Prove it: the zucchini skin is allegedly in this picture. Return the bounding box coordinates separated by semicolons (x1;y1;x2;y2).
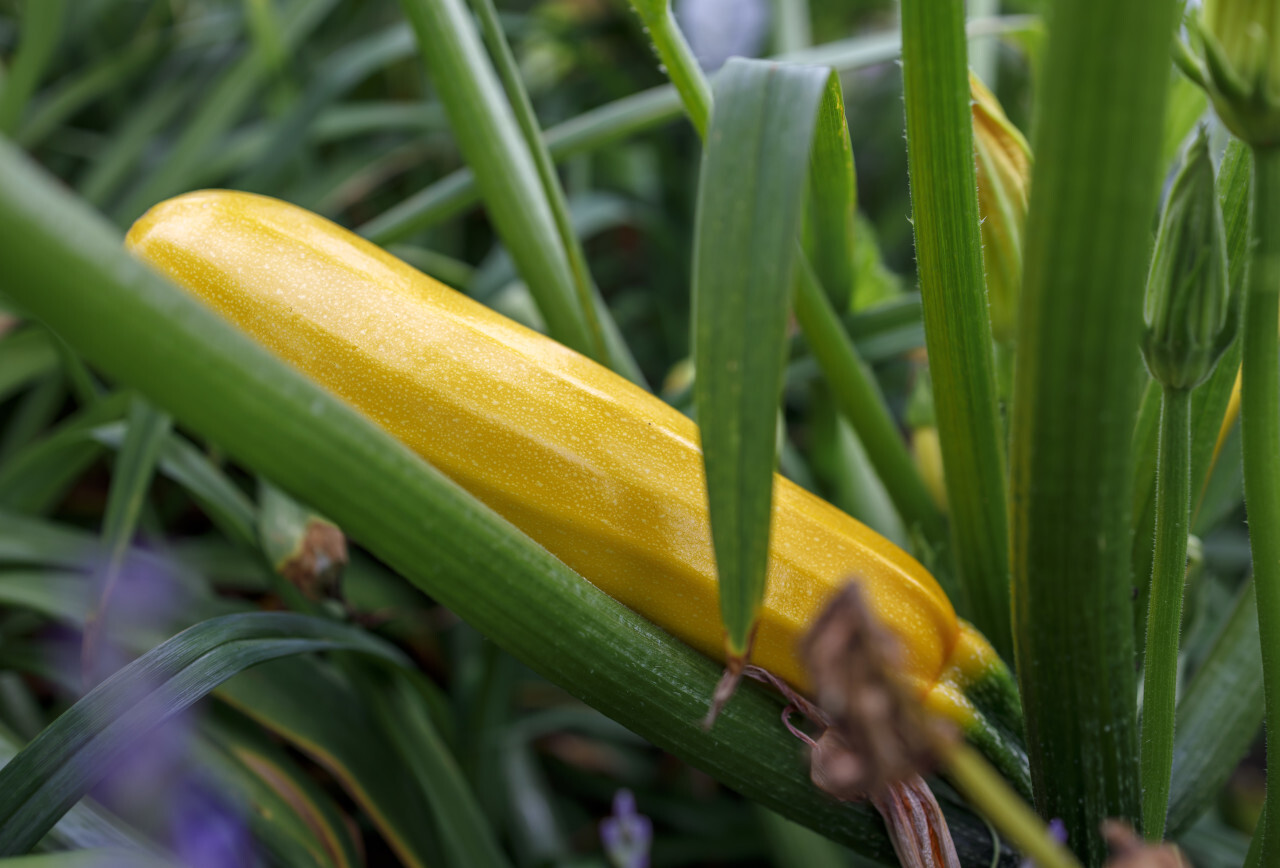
127;191;1016;743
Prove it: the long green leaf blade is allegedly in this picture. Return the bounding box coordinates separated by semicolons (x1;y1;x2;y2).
1167;581;1264;836
465;0;643;385
113;0;338;224
0;0;66;135
805;75;856;308
693;58;830;657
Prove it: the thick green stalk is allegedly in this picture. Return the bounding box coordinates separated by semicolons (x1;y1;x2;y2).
899;0;1011;658
1010;0;1177;860
1139;384;1191;841
1242;145;1280;868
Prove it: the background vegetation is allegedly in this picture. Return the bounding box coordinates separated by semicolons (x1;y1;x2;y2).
0;0;1264;866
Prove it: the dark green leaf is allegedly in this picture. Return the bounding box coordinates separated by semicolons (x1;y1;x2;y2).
0;612;407;854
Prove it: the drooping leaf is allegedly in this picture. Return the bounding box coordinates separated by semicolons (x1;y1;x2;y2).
692;58;832;657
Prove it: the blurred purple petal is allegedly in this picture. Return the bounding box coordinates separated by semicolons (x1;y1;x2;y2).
600;788;652;868
674;0;771;72
171;778;255;868
1019;819;1068;867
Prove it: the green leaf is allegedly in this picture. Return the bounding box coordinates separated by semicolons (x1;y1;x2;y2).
82;397;173;684
15;32;161;150
692;57;833;655
0;723;158;856
0;374;65;465
1167;581;1263;837
216;658;445;868
78;84;188;210
364;666;513;868
1160;73;1209;173
0;139;1008;865
113;0;339;224
0;393;128;514
90;424;259;550
356;22;987;245
0;328;58;406
234;24;417;193
0;0;67;135
0;570;92;624
900;0;1010;657
804;76;856;308
0;612;407;855
201;715;363;868
1009;0;1180;857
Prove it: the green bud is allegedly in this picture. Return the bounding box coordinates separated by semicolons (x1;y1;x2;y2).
1197;0;1280;147
1142;128;1236;391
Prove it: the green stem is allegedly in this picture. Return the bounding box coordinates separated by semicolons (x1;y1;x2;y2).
945;743;1082;868
395;0;600;359
627;2;712;139
1010;0;1177;858
1139;384;1191;841
1242;145;1280;868
899;0;1012;659
466;0;646;387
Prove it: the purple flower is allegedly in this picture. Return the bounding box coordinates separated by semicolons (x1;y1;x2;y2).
600;789;652;868
171;779;255;868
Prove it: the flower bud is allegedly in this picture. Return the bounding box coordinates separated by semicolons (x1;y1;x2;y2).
1197;0;1280;147
1141;128;1236;391
971;73;1032;345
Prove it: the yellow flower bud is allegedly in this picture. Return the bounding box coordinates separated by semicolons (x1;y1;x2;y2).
971;73;1031;345
912;426;949;514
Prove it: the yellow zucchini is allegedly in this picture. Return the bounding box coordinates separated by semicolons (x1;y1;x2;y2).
127;190;1026;787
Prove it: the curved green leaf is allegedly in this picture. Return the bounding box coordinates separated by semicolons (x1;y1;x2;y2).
0;612;407;854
